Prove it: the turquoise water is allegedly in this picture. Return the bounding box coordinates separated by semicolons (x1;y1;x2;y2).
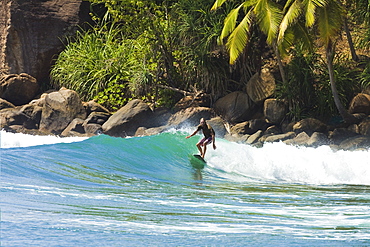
1;130;370;246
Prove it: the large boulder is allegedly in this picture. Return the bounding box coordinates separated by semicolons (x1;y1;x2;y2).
264;98;287;124
348;93;370;115
0;73;39;105
293;118;327;135
39;88;86;134
246;68;275;104
0;0;92;82
214;91;256;123
207;116;227;138
102;99;154;137
167;107;213;128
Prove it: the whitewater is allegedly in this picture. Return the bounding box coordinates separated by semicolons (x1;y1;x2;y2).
1;129;370;246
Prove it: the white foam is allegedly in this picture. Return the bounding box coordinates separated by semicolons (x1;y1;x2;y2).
206;140;370;186
0;130;88;149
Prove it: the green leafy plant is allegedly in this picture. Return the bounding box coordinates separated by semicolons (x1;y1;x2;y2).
51;22;135;101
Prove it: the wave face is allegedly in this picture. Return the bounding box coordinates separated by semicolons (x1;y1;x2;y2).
2;130;370;246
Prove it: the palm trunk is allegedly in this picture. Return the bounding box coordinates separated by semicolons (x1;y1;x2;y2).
344;18;358;62
326;42;357;124
273;42;287;84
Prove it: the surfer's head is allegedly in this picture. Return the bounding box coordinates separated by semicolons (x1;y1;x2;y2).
200;118;206;125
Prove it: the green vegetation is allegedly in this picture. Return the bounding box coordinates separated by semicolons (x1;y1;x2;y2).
50;0;370;124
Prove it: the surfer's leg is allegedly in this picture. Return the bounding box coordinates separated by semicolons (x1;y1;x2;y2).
196;142;204;157
201;137;212;158
202;145;207;158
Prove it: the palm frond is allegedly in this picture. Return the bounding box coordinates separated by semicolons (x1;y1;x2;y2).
226;10;253;64
303;0;328;27
317;1;343;46
211;0;229;11
254;0;283;45
279;0;302;43
220;3;245;42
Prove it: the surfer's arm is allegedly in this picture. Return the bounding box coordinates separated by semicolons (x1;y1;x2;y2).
211;129;216;149
186;130;198;139
212;133;216;149
186;125;201;139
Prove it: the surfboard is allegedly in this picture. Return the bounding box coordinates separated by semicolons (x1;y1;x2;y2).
193;154;206;163
189;154;206;169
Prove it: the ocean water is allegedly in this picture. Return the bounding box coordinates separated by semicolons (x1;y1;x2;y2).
1;129;370;246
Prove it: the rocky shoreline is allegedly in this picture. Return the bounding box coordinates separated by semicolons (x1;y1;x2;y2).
2;74;370;151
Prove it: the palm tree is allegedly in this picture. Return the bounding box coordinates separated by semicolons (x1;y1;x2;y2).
279;0;358;123
211;0;287;84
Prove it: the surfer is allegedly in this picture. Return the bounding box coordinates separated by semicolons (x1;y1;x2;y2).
186;118;216;158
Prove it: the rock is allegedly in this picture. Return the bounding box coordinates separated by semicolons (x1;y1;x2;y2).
265;132;296;143
135;127;148;137
307;132;329;147
358;119;370;136
248;119;270;134
174;93;211;110
284;131;310;146
19;104;42;129
102;99;154;137
348;93;370;115
84;100;110;115
167;106;213;128
224;133;242;143
264;125;281;135
84;112;111;125
230;119;270;137
39;88;86;134
0;0;92;83
0;73;39;105
214;91;256;123
328;128;359;145
230;122;249;136
61;118;85;137
0;107;29;128
264;98;287;124
152;107;172;127
0;98;15;110
339;136;370;150
84;123;103;135
246;68;275;103
293;118;327;135
135;126;169;137
207;117;227;138
246;130;263;144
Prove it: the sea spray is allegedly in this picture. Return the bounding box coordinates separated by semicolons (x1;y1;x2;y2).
0;130;88;148
207;140;370;185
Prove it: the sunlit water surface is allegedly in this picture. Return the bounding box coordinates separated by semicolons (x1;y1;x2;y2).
1;130;370;246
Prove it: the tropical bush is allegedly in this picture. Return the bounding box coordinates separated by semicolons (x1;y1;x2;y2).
276;47;362;122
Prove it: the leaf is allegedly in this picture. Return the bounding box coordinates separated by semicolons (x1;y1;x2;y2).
226;10;253;64
279;0;303;43
220;3;245;42
211;0;229;11
254;0;283;45
317;1;343;46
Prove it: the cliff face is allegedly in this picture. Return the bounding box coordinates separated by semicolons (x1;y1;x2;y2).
0;0;91;83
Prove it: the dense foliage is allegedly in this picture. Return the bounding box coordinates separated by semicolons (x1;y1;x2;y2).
51;0;370;123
